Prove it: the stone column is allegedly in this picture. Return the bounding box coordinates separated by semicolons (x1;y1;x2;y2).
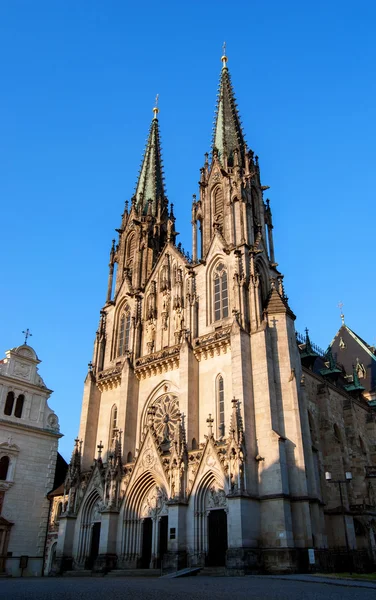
79;372;101;471
178;339;199;450
55;514;77;573
95;509;119;572
162;503;187;572
226;496;260;574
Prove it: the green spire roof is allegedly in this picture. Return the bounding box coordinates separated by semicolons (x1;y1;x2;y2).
213;55;246;166
134;108;165;215
344;365;366;393
320;347;342;377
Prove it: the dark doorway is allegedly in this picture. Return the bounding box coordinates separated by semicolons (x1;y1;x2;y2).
158;516;168;567
87;522;101;569
141;518;153;568
207;509;228;566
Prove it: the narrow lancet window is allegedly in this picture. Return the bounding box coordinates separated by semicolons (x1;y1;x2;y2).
213;263;229;321
14;394;24;418
109;405;118;449
0;456;9;481
213;187;224;228
216;375;225;437
118;311;131;356
4;392;14;416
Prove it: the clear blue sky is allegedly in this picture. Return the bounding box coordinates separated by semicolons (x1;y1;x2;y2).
1;1;375;461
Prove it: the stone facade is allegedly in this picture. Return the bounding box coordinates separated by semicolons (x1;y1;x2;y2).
54;54;376;575
0;343;61;576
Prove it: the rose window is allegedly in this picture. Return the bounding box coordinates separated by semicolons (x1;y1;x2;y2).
151;395;180;443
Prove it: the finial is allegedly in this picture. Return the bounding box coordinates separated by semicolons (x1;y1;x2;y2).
221;41;228;68
97;440;103;459
22;328;32;345
338;301;345;325
206;413;214;436
153;93;159;119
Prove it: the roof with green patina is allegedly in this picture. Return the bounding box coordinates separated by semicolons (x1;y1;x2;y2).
213;60;246;166
134;114;165;215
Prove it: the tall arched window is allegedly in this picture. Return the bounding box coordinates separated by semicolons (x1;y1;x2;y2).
118;311;131;356
213;263;229;321
0;456;9;481
4;391;14;416
216;375;225;437
126;233;136;268
109;405;118;448
333;424;342;446
14;394;24;418
213;187;224;228
308;410;316;445
55;502;63;524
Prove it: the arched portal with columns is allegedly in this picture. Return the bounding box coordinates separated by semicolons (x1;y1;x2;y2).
122;471;168;569
192;470;228;567
75;490;102;569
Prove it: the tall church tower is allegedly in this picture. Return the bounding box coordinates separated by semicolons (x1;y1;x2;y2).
57;52;324;574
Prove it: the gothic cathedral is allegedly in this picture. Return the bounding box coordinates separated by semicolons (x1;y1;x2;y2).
56;53;376;574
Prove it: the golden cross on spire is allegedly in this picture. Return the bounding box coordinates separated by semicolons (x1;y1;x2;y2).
221;41;228;67
338;301;345;325
153;93;159;118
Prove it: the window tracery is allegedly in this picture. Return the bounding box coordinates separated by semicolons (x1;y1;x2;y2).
126;233;136;268
213;262;229;322
109;405;118;449
118;310;131;356
147;395;180;444
213;186;224;228
216;375;225;437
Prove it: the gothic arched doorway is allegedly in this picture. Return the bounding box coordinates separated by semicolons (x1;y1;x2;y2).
76;492;102;569
141;518;153;568
207;509;228;566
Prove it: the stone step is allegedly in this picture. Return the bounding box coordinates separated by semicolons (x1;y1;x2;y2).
197;567;227;576
161;567;202;578
106;569;160;577
62;571;93;577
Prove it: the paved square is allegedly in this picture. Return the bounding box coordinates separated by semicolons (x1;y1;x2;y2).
0;576;375;600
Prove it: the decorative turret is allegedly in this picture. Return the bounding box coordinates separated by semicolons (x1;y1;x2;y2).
109;101;171;295
300;328;319;370
213;48;246;168
344;365;366;395
134;99;166;216
320;347;342;380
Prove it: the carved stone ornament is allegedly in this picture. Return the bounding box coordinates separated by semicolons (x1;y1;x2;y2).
47;413;59;430
151;395;180;443
143;449;156;470
207;485;227;509
13;361;31;379
141;486;167;518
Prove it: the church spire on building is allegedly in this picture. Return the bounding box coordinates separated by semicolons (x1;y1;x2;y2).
213;48;246;167
134;97;166;216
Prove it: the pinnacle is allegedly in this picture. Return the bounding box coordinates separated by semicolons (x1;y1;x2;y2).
212;64;246;167
134;113;166;216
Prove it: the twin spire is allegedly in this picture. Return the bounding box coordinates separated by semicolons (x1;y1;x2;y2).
213;51;246;166
133;50;247;211
134;96;165;216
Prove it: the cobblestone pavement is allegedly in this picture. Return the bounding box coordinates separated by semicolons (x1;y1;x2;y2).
1;576;376;600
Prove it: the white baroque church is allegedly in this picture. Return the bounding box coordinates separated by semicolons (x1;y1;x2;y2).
55;53;376;574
